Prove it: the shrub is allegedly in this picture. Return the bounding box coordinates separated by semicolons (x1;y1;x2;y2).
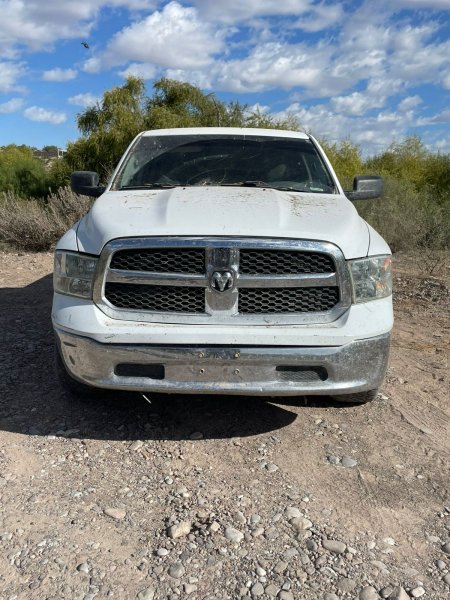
355;177;450;254
0;187;92;251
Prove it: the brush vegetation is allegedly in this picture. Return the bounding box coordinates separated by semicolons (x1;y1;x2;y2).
1;77;449;254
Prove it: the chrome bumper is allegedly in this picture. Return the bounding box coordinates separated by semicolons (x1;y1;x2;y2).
55;329;390;396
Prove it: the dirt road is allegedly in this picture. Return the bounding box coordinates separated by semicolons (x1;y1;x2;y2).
0;251;449;600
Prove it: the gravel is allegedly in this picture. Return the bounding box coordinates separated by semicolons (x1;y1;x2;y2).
290;516;313;530
359;586;381;599
104;507;126;520
168;562;185;579
1;252;449;600
167;520;192;539
337;577;357;593
136;587;155;600
284;507;301;519
387;587;410;600
76;563;90;573
224;526;244;543
322;539;347;554
250;582;264;597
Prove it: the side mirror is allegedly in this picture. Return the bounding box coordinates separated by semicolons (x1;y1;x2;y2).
345;176;384;201
71;171;105;198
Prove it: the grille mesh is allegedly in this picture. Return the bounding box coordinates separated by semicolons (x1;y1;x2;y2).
104;244;341;317
110;248;205;274
238;287;339;313
105;283;205;313
239;250;334;275
276;366;328;382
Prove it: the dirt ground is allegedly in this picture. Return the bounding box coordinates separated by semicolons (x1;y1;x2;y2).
0;250;449;600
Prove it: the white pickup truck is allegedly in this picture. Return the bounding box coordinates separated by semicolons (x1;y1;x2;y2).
52;127;393;403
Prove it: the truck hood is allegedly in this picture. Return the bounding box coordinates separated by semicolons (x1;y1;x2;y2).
76;187;369;258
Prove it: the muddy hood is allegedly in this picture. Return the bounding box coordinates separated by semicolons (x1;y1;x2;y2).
76;186;369;258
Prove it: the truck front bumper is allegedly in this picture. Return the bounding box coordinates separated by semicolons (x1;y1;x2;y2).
55;329;390;397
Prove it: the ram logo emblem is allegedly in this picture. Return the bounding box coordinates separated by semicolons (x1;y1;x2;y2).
210;270;234;292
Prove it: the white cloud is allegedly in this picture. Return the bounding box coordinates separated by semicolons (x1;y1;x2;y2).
277;101;420;155
119;62;157;79
42;67;77;82
248;103;270;114
418;109;450;125
210;42;349;95
68;93;99;107
398;95;422;112
160;4;450;100
434;136;450;152
331;91;386;116
83;2;225;73
0;2;93;54
193;1;343;32
391;0;450;9
390;34;450;83
0;61;25;93
164;68;213;89
24;106;67;124
192;0;312;23
293;2;345;32
0;97;23;113
0;1;157;55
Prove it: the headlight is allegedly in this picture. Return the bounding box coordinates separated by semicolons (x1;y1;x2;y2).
349;255;392;303
54;251;98;299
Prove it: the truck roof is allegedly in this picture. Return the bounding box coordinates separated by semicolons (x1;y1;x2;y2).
140;127;310;140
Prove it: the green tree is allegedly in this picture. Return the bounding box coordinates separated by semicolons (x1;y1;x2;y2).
48;157;72;190
0;145;50;197
365;136;429;189
145;78;300;130
145;78;227;129
64;77;300;180
320;138;364;189
65;77;147;180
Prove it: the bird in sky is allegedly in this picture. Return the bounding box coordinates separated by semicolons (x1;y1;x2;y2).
81;42;90;49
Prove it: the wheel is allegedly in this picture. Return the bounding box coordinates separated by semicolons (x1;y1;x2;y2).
55;345;104;400
332;389;379;404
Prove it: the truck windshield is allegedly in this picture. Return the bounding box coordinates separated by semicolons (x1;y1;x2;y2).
112;134;336;193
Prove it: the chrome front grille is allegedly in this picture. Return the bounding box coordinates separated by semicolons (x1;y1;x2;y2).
105;283;205;313
238;287;339;314
239;249;334;274
110;248;205;274
95;238;352;325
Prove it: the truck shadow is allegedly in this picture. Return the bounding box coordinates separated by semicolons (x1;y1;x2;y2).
0;274;346;442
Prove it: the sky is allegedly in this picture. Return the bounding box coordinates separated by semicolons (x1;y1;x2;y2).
0;0;450;156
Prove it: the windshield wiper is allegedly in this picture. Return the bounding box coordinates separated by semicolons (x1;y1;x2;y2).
119;183;179;190
220;181;334;193
220;181;299;192
221;180;270;188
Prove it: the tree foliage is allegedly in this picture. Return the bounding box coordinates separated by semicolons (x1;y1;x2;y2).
64;77;300;181
1;76;449;254
320;138;364;189
366;136;450;202
64;77;147;179
0;145;50;198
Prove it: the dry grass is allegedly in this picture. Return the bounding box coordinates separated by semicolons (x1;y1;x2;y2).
355;177;450;258
0;182;448;261
0;188;92;251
